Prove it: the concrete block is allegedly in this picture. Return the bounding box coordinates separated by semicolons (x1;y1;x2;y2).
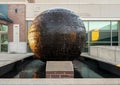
17;42;27;53
99;48;115;62
46;61;74;78
115;47;120;63
105;46;116;50
90;46;98;57
8;42;27;53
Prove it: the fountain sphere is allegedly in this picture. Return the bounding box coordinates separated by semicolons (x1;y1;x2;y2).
28;8;86;60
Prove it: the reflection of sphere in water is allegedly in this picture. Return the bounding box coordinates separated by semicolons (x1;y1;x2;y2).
28;8;86;60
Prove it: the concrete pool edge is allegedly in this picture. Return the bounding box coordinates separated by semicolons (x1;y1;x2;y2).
0;79;120;84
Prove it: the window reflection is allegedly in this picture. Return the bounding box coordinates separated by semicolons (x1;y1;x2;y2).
0;25;8;31
112;21;118;31
1;34;8;44
90;42;111;46
83;21;118;52
1;44;8;52
89;21;111;42
0;25;8;52
83;21;88;32
89;21;110;31
112;21;118;46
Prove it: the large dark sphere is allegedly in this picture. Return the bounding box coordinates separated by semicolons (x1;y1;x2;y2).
28;8;86;60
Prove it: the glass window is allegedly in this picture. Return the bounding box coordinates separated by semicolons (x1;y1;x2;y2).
1;44;8;52
1;34;8;52
112;21;118;31
83;21;89;52
83;21;88;32
0;25;2;31
83;20;118;53
90;42;111;46
1;34;8;44
112;21;118;45
112;32;118;42
27;21;32;53
27;21;32;29
89;21;111;42
89;21;110;31
0;24;8;52
82;43;89;52
0;25;8;31
83;21;88;42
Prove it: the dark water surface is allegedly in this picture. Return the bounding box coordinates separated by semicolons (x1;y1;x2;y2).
1;56;120;78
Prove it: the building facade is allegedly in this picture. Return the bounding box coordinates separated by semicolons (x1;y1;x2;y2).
0;0;120;53
0;4;26;53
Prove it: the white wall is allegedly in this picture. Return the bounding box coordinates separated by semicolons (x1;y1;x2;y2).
35;0;120;4
8;42;27;53
26;4;120;20
0;0;26;2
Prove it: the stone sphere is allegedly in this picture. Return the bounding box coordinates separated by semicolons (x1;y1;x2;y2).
28;8;86;60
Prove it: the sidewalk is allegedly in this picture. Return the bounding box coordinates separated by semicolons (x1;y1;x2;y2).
0;53;33;67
